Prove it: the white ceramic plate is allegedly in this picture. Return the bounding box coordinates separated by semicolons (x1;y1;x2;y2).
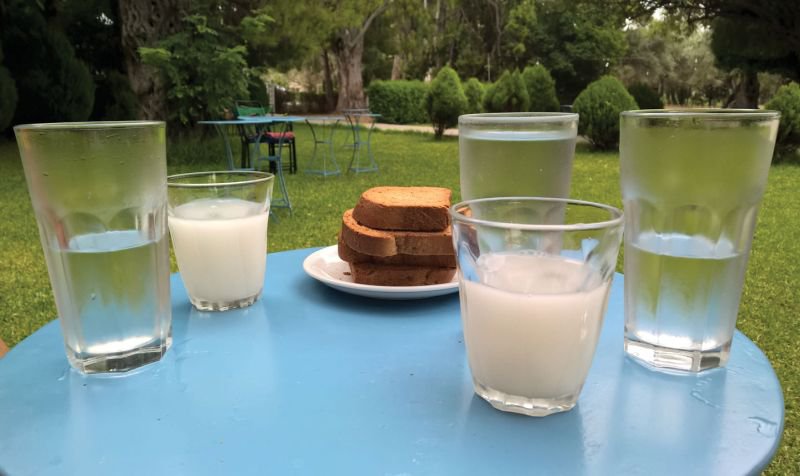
302;246;459;300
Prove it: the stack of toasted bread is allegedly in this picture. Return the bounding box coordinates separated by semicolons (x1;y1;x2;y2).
338;186;457;286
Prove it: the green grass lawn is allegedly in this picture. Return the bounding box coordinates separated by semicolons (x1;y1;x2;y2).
1;125;798;473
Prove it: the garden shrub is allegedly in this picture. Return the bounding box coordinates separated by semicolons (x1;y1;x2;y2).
522;64;559;112
0;66;16;132
247;77;270;111
0;42;17;132
484;70;530;113
573;76;638;150
91;70;137;120
426;66;467;139
367;80;429;124
139;14;249;126
627;83;663;110
765;82;800;163
2;3;95;124
463;78;484;114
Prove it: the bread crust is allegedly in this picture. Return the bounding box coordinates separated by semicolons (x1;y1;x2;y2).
352;186;451;231
348;262;456;286
340;209;454;257
338;234;456;267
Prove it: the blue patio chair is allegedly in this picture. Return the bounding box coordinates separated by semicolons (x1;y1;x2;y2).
234;100;297;174
249;120;293;213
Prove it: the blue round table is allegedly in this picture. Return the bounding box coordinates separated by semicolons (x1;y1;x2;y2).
0;248;784;475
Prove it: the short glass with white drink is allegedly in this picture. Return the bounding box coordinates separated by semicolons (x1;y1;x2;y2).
458;113;578;201
167;171;274;311
15;121;172;374
451;197;623;416
620;109;780;372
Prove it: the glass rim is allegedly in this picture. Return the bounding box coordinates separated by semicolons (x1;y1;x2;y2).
167;171;274;188
459;112;578;125
450;197;623;231
13;120;165;131
621;108;780;120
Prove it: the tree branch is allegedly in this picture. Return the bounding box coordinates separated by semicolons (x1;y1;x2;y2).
347;0;392;49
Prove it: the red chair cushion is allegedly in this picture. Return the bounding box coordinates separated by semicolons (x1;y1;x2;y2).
264;131;295;141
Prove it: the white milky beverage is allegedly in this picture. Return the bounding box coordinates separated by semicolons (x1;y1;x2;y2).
46;230;171;369
460;253;610;406
459;130;576;200
169;198;268;309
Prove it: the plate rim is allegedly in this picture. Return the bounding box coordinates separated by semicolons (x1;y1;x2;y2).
302;245;459;295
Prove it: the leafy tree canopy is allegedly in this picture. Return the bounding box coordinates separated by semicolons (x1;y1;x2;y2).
139;14;252;126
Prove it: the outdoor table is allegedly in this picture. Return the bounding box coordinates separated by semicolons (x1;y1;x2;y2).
198;116;305;172
304;116;345;177
342;111;380;173
0;248;784;476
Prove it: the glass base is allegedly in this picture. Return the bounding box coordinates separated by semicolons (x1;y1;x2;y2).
190;291;261;312
473;380;578;417
67;335;171;374
624;337;731;372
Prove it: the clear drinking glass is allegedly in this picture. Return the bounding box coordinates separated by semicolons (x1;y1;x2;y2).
620;109;780;372
14;121;171;374
458;113;578;200
451;197;623;416
167;171;274;311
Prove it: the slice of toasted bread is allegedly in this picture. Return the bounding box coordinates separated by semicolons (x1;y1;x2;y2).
348;262;456;286
340;209;454;257
337;234;456;267
352;186;451;231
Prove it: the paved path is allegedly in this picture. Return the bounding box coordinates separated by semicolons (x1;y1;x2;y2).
307;116;587;142
371;122;459;137
370;121;590;144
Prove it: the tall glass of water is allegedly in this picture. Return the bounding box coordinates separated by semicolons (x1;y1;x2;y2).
458;113;578;200
620;109;779;372
15;121;171;374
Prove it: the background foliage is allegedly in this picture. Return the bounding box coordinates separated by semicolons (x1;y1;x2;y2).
426;66;467;139
0;44;17;132
573;75;638;150
627;82;664;109
766;82;800;163
140;14;256;126
367;80;429;124
0;0;797;134
1;0;95;125
522;64;560;112
484;69;530;113
463;78;485;114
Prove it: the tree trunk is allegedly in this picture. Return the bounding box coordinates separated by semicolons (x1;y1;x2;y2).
391;55;403;80
322;48;336;112
334;32;367;111
727;69;760;108
331;1;390;112
433;0;445;70
119;0;186;120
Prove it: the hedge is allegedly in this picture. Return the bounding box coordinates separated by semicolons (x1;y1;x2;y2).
367;80;429;124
